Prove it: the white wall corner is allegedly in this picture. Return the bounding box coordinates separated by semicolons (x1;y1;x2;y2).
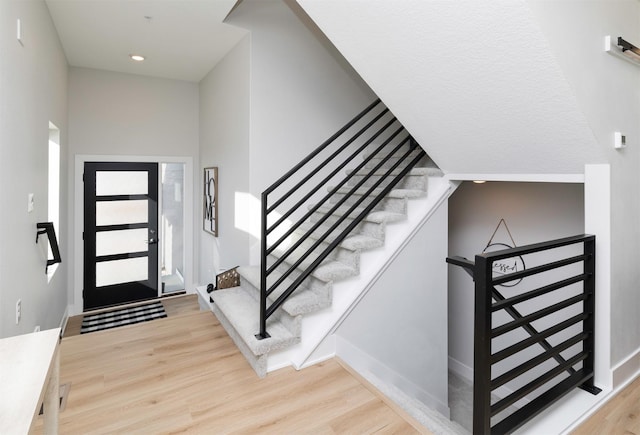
612;348;640;388
58;304;71;336
584;164;612;391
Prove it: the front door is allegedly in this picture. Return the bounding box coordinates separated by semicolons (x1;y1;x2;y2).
84;162;159;310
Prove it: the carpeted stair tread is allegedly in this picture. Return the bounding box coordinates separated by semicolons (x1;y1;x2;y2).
362;147;424;161
210;286;298;356
310;203;407;224
237;266;330;316
295;222;385;250
270;244;358;282
312;261;357;282
331;185;427;199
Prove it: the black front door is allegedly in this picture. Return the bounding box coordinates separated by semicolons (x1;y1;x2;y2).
84;162;159;310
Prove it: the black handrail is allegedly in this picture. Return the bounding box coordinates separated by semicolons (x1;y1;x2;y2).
266;135;410;280
447;234;600;434
257;100;426;339
36;222;62;274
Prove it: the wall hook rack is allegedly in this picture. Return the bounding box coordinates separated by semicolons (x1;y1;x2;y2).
36;222;62;274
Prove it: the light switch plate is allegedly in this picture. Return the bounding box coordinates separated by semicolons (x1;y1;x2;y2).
28;193;34;212
17;19;23;46
615;132;626;149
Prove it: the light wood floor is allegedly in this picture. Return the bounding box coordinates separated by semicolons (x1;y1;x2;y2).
36;295;428;434
573;376;640;434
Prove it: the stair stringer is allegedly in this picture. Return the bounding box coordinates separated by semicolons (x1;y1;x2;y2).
266;176;460;373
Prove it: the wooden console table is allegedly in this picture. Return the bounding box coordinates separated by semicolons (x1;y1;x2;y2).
0;328;61;434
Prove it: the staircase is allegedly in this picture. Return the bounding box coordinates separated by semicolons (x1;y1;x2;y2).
202;100;446;377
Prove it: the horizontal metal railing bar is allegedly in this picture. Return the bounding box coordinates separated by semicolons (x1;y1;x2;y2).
95;223;148;232
264;134;410;286
492;293;587;338
491;332;588;390
492;254;588;285
491;351;587;416
95;194;149;202
491;285;577;379
480;234;594;262
95;251;148;263
491;313;587;364
265;149;424;317
491;274;588;312
491;369;590;434
446;256;475;272
263;99;381;197
265;139;414;297
265;118;401;239
266;108;393;215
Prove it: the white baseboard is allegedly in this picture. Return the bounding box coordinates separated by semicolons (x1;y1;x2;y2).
612;346;640;388
448;356;472;381
447;355;529;407
59;304;71;337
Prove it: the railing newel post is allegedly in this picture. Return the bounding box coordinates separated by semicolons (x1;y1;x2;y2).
473;254;492;435
256;191;270;340
580;236;598;393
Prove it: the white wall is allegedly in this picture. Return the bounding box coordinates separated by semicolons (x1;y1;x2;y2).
68;67;199;310
296;0;606;175
527;0;640;374
68;67;199;157
336;203;449;415
0;0;69;337
199;36;251;283
226;0;376;262
448;182;585;373
299;0;640;384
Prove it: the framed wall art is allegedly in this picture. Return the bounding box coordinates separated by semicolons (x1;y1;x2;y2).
203;167;218;236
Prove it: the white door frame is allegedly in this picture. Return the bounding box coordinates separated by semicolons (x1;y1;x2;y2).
72;154;194;315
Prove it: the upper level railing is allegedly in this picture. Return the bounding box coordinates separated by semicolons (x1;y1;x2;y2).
257;99;426;339
448;234;600;434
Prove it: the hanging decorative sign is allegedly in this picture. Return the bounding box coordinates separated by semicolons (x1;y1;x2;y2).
203;167;218;236
482;218;526;287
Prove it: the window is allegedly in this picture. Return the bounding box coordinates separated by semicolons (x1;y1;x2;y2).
48;122;60;280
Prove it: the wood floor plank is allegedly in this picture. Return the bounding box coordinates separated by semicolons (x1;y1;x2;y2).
574;375;640;434
33;300;427;434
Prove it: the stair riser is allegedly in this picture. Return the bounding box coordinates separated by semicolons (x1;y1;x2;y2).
346;173;428;191
330;193;407;214
238;278;303;337
308;213;385;241
267;255;334;299
279;237;361;271
363;154;429;170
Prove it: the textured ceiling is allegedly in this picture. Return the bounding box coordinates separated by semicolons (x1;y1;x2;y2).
45;0;247;82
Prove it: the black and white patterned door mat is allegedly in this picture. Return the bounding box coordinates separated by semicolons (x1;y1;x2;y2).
80;301;167;334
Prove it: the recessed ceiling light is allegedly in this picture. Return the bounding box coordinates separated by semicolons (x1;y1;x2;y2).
473;180;487;184
129;54;145;62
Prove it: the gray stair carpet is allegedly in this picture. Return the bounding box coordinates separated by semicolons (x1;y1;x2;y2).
209;150;441;378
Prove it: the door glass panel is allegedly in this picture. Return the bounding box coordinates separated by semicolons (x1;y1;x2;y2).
161;163;185;293
96;257;148;287
96;228;148;256
96;200;148;226
96;171;148;196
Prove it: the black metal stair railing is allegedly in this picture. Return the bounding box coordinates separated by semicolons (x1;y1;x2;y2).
447;234;600;434
256;99;426;339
